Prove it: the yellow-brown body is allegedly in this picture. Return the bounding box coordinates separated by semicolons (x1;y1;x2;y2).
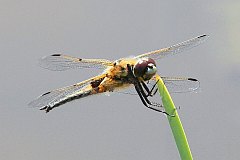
84;58;139;96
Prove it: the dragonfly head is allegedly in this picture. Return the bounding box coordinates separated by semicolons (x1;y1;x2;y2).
133;58;157;81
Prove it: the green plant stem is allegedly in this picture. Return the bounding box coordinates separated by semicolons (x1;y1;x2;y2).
156;75;193;160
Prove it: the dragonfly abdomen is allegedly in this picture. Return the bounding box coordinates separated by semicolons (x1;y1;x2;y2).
40;88;93;113
40;77;108;113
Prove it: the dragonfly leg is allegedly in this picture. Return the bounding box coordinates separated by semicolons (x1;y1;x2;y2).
127;64;174;117
137;80;174;116
135;81;174;116
149;79;159;96
127;64;158;105
140;81;151;96
141;80;159;97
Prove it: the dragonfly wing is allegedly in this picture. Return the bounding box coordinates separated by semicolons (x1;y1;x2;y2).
29;74;106;112
161;77;200;93
139;76;200;93
39;54;113;71
136;34;209;60
116;77;200;95
116;85;137;95
117;76;200;95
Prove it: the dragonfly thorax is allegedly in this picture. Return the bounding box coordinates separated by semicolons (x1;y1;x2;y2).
133;58;157;81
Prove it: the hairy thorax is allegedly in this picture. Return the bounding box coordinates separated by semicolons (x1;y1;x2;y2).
99;58;138;92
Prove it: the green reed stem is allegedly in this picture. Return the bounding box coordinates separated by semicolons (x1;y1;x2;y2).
156;75;193;160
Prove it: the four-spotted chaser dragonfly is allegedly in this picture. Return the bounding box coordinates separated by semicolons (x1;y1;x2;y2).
29;35;208;115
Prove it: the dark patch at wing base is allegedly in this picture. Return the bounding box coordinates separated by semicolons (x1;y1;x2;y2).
90;77;105;88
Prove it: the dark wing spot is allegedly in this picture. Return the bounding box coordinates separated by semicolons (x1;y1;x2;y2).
78;58;82;61
42;91;51;96
188;78;198;81
51;54;61;56
198;35;207;38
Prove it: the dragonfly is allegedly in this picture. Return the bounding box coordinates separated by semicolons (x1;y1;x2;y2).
29;34;208;115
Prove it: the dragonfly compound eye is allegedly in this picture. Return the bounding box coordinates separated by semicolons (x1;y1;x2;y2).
134;58;157;80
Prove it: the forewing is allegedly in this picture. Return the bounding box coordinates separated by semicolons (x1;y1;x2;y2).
136;34;209;60
161;77;200;93
117;76;199;95
39;54;113;71
28;74;106;110
116;84;137;95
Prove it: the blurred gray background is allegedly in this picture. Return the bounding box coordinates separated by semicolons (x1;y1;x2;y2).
0;0;239;159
